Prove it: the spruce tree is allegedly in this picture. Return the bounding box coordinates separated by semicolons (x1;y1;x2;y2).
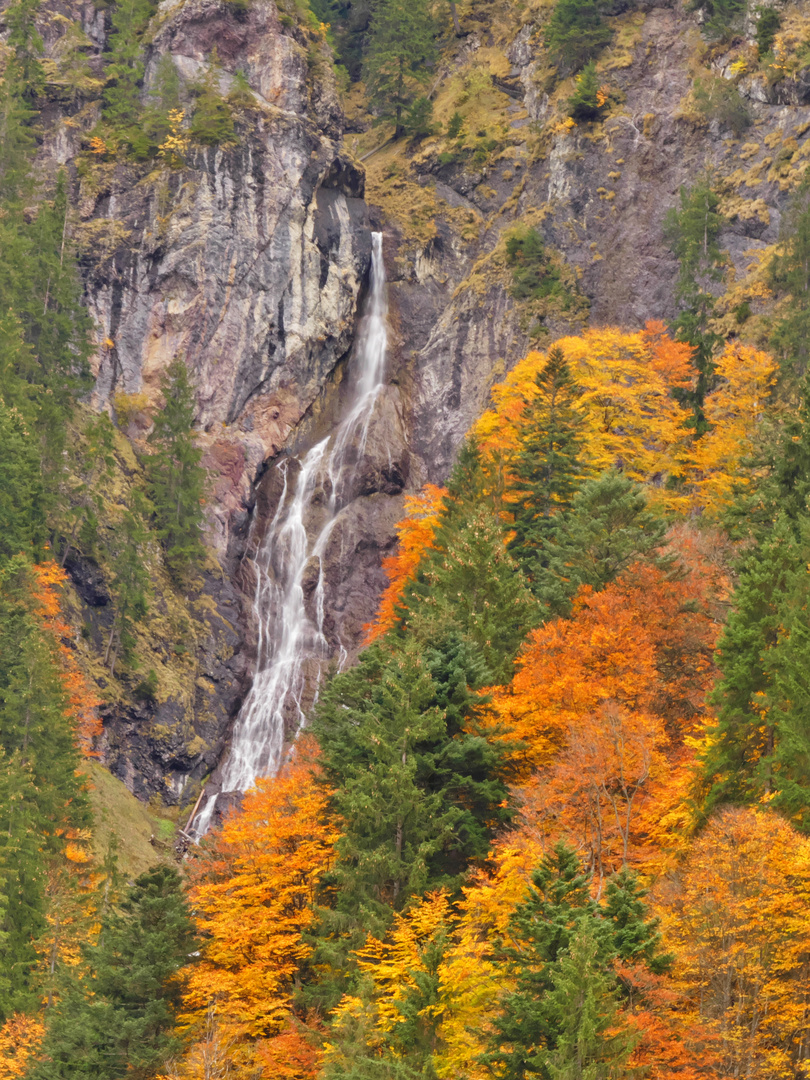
664;178;725;429
542;919;639;1080
507;346;588;581
363;0;436;136
539;471;669;617
403;502;538;681
33;865;197;1080
769;177;810;378
145;357;206;582
700;515;801;811
105;496;151;675
544;0;612;75
0;396;46;561
189;53;236;146
103;0;156;140
603;869;673;975
485;842;607;1080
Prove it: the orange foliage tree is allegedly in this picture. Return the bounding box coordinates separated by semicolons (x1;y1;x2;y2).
30;561;102;757
659;807;810;1079
178;743;337;1077
364;484;446;644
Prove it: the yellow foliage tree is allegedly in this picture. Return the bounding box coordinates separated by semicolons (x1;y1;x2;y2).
690;342;777;514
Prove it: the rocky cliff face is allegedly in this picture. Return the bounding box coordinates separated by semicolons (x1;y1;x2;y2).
16;0;810;806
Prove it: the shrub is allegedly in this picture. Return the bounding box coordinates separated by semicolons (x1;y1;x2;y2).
693;74;750;136
505;226;566;301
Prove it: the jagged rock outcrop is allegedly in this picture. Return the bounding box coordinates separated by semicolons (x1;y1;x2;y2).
19;0;810;806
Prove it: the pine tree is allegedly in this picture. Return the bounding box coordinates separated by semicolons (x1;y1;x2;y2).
568;61;604;121
507;346;589;581
32;865;197;1080
363;0;436;136
539;471;669;617
664;178;725;429
544;0;611;75
145;357;206;582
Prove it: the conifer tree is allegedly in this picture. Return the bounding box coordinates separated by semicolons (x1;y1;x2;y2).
539;471;669;617
544;0;611;74
769;177;810;378
664;178;725;429
603;869;672;975
363;0;436;136
485;842;608;1080
542;919;639;1080
103;0;156;139
403;503;537;681
105;496;151;675
507;346;588;581
189;53;236;146
32;865;197;1080
700;515;801;811
145;357;206;582
0;397;46;561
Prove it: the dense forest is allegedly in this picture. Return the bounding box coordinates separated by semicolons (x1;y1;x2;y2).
5;0;810;1077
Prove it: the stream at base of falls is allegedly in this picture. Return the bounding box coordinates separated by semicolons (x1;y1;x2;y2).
191;231;389;838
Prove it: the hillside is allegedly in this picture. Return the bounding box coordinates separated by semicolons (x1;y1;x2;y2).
3;0;810;1075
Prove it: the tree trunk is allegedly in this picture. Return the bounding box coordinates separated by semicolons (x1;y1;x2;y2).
449;0;461;35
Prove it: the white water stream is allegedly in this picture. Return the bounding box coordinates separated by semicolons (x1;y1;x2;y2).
191;232;388;838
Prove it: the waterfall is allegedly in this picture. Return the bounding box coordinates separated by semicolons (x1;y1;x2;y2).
191;232;389;838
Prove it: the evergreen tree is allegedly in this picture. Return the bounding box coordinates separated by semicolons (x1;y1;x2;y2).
700;515;801;812
664;178;725;430
33;865;197;1080
769;177;810;378
0;396;46;561
539;471;669;617
105;495;151;675
103;0;156;139
363;0;436;136
189;52;236;146
544;0;612;75
403;502;538;681
145;357;207;582
309;636;511;1009
603;869;673;976
542;919;639;1080
507;346;589;581
485;842;607;1080
0;751;48;1020
568;61;604;122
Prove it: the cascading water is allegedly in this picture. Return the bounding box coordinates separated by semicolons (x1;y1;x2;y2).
191;232;389;838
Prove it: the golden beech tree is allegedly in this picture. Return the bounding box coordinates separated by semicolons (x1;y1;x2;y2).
178;742;337;1076
659;807;810;1079
690;342;778;514
324;892;453;1075
0;1015;45;1080
472;323;694;510
364;484;446;644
